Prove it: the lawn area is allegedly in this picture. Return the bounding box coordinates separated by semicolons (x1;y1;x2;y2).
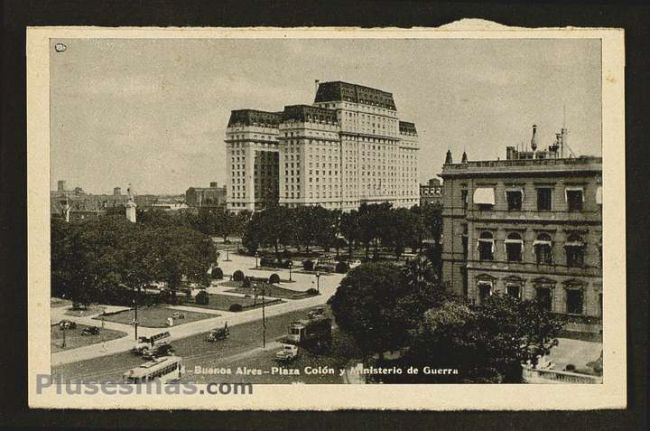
51;323;126;353
226;284;317;300
187;293;283;312
64;305;106;317
95;305;216;328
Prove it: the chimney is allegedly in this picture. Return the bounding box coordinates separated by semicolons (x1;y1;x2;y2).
461;151;468;163
113;187;121;196
209;181;218;188
57;180;67;192
445;149;453;164
530;124;538;151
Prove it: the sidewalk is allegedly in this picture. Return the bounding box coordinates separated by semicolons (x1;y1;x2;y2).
51;254;344;367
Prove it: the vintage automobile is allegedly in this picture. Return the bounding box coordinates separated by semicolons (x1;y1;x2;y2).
307;307;326;319
171;312;185;320
141;341;175;360
58;320;77;330
275;344;299;363
80;326;100;336
205;323;229;342
132;331;171;355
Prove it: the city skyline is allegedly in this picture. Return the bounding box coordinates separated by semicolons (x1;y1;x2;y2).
50;38;601;195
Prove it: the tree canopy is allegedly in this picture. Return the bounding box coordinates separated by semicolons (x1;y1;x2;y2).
51;215;216;306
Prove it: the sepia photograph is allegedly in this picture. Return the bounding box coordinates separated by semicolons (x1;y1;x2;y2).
26;25;626;410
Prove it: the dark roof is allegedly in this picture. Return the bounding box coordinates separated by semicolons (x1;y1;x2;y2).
281;105;338;124
399;121;417;135
314;81;397;110
227;109;282;127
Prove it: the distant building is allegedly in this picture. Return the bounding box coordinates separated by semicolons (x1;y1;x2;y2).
225;81;420;212
185;182;227;208
440;125;602;334
420;178;443;206
51;181;129;221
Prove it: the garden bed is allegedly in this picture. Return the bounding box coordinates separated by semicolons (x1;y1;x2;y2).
51;323;126;353
187;293;284;312
225;285;317;300
94;305;216;328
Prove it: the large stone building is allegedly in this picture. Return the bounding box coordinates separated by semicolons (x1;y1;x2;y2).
420;178;443;206
440;126;602;333
225;81;420;212
185;182;227;208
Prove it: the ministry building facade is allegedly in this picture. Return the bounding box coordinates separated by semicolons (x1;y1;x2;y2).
440;127;603;333
225;81;420;212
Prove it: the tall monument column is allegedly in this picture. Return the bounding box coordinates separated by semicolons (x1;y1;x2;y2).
125;184;137;223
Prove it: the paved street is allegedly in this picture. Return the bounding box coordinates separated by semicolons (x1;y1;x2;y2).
51;253;344;366
52;305;357;384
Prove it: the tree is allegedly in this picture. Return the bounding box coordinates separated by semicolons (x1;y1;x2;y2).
357;203;391;259
407;205;428;252
293;206;320;252
408;294;564;382
329;263;414;356
256;205;295;259
51;215;216;307
383;207;414;259
340;210;360;259
213;207;237;242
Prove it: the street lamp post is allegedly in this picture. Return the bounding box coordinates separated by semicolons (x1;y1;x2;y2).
315;272;321;294
255;252;259;269
61;325;66;348
288;261;293;282
133;298;139;341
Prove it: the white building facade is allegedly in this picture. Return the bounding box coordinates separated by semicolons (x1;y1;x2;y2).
225;81;420;212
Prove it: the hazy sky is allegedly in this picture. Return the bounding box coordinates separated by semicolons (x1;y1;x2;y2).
50;38;601;195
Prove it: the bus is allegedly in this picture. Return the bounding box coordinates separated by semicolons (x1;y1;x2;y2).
123;355;182;383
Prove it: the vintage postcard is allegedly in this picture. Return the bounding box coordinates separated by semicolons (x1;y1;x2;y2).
27;24;626;410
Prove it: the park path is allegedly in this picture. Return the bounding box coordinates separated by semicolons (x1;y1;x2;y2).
51;254;343;367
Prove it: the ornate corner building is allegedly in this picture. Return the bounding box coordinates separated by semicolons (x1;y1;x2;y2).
440;127;603;333
225;81;420;212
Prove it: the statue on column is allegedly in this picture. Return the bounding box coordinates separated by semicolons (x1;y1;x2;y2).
125;183;137;223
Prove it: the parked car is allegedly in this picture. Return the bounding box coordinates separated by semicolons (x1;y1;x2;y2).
58;320;77;330
80;326;100;336
275;344;299;363
171;312;185;319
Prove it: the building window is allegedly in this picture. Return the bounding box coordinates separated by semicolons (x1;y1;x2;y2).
566;289;584;314
565;234;585;268
473;187;495;210
478;282;492;304
566;187;584;212
506;189;523;211
506;284;521;299
461;189;468;210
505;232;523;262
536;287;552;311
478;232;494;261
534;233;553;264
537;188;552;211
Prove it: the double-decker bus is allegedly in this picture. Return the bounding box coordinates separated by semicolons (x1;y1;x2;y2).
123;355;182;383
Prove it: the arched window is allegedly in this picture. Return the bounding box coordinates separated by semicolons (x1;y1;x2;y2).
505;232;523;262
565;233;585;268
534;233;553;265
478;231;494;261
477;280;493;304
